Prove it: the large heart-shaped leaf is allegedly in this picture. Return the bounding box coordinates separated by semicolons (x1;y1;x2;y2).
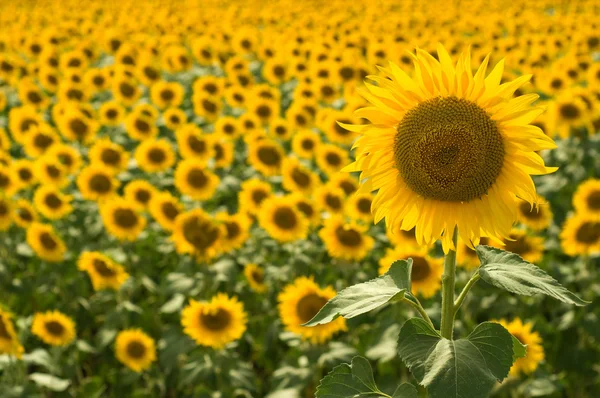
316;356;417;398
476;246;589;306
304;259;412;326
397;318;516;398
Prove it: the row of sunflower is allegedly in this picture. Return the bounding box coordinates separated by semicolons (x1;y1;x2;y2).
0;0;599;396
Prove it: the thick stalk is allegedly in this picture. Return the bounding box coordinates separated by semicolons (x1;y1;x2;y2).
440;228;458;339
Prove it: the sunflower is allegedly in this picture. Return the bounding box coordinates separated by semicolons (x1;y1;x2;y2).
77;251;129;291
123;180;157;211
491;229;545;264
174;159;220;200
345;192;374;222
100;198;147;241
495;318;544;376
115;329;156;372
292;129;321;159
46;143;82;176
172;208;226;262
56;110;98;145
548;93;590;139
213;139;234;169
319;215;374;261
192;94;221;122
278;276;346;344
112;78;141;107
88;138;129;174
328;173;359;196
0;309;24;358
248;139;284;177
258;196;309;243
0;197;12;231
135;139;176;173
193;76;225;98
149;191;183;232
31;310;76;346
239;178;273;216
560;213;600;256
239;113;262;135
216;212;251;252
23;125;59;158
281;157;320;194
11;159;37;190
316;143;349;175
0;165;18;197
516;195;553;231
457;237;491;270
150;80;184;109
269;118;293;141
243;264;267;293
8;106;43;145
314;185;345;215
163;108;187;131
378;245;443;298
26;222;66;262
343;45;557;253
77;165;119;202
289;193;321;226
13;199;39;229
125;112;158;141
573;179;600;217
175;125;214;162
224;85;248;108
214;116;241;140
0;128;11;152
99;101;126;126
181;293;248;349
33;185;73;220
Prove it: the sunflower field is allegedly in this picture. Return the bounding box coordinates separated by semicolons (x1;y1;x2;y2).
1;0;600;397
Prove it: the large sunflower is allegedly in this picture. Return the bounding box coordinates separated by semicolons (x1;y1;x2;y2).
31;310;76;346
378;245;443;298
181;293;248;349
115;329;156;372
278;276;346;344
77;251;129;291
0;309;24;358
495;318;544;376
319;215;374;261
343;45;557;252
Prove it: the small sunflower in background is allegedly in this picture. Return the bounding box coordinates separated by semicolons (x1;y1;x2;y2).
31;310;76;346
148;191;182;232
35;156;69;188
315;143;348;176
88;138;130;174
172;208;225;262
0;165;19;197
12;199;39;229
46;143;82;176
258;196;309;243
115;329;156;372
344;44;557;252
457;237;491;270
516;196;553;231
11;159;37;190
491;229;545;264
289;193;320;226
26;222;66;262
314;185;345;215
77;251;129;291
244;264;267;293
100;198;147;241
248;139;284;177
560;213;600;256
319;215;374;261
0;197;12;231
378;246;443;298
123;180;157;211
345;192;374;223
77;165;119;202
291;129;320;159
495;318;544;376
238;178;273;216
216;212;251;252
0;309;24;358
175;125;215;162
174;159;220;200
573;179;600;216
150;80;184;110
135;139;176;173
181;293;248;349
281;157;320;195
278;276;346;344
33;185;73;220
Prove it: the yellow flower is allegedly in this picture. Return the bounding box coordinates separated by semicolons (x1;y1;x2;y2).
495;318;544;376
345;192;374;223
291;129;320;160
457;237;491;270
77;165;120;202
0;164;19;197
88;138;130;174
378;246;443;298
163;108;187;131
98;101;126;126
258;196;309;243
0;309;24;358
123;180;157;211
516;195;553;231
281;157;320;195
150;80;184;110
100;198;147;241
34;156;69;188
319;215;374;261
46;143;82;176
238;178;273;216
26;222;66;262
314;185;346;215
216;212;251;252
573;179;600;217
181;293;247;349
174;159;220;200
289;193;321;226
175;124;215;162
315;143;348;175
344;45;557;253
247;139;284;177
244;264;267;293
278;276;346;344
115;329;156;372
0;197;13;231
11;159;37;190
560;213;600;256
125;112;158;141
171;208;225;262
33;185;73;220
213;139;234;169
77;251;129;291
12;199;39;229
135;139;176;173
148;191;182;231
31;310;76;346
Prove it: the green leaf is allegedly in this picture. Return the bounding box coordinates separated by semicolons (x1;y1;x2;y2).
29;373;71;392
315;356;388;398
397;318;516;398
160;293;186;314
477;246;589;306
392;383;418;398
304;259;412;326
510;334;527;362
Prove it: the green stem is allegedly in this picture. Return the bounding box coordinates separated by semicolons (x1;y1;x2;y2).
453;272;480;313
402;297;435;330
440;228;458;339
